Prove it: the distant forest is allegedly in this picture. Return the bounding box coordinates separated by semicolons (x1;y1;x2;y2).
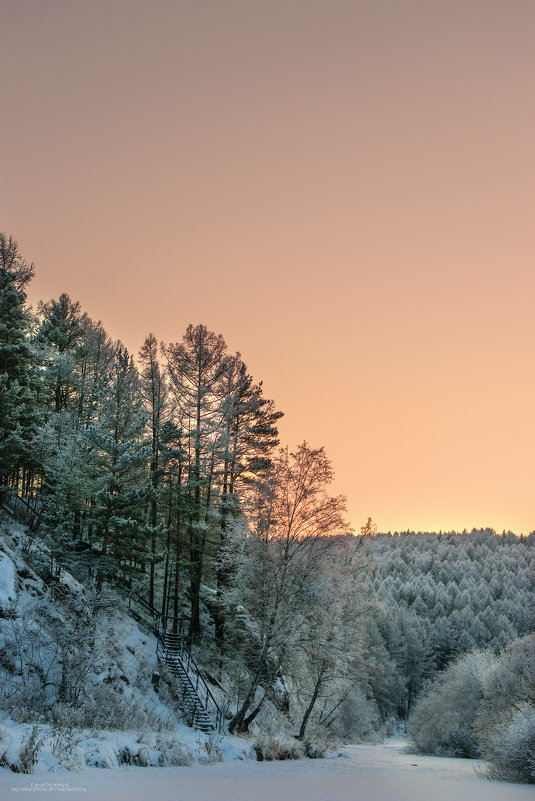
1;233;534;743
367;530;534;717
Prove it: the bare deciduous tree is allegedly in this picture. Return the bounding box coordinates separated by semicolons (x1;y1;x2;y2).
228;442;351;734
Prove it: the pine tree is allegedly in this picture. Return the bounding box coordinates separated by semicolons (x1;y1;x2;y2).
164;324;230;639
33;294;90;548
213;353;282;650
76;315;115;429
35;415;89;574
86;345;149;584
159;419;188;631
139;333;167;608
37;293;84;412
0;234;38;493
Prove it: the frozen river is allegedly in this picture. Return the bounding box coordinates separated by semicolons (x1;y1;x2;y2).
1;739;533;801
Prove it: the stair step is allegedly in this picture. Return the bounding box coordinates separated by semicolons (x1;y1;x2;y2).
157;632;223;734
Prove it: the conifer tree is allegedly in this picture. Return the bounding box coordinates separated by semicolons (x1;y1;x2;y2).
0;234;38;492
76;316;115;429
139;333;167;608
159;419;188;631
164;324;229;638
213;354;282;650
86;345;149;583
33;294;90;548
35;415;89;573
36;293;84;413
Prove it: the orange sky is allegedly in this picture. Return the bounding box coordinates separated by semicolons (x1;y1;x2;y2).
3;1;534;534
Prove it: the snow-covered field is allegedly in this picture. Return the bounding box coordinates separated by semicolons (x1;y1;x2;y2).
1;739;533;801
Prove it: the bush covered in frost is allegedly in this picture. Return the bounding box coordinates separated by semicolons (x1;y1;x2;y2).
475;634;535;782
481;705;535;783
408;635;535;783
252;732;305;761
407;648;497;757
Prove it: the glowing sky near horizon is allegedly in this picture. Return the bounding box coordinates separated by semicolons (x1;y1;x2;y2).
2;0;535;534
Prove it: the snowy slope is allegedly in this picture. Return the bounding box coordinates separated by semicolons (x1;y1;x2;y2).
0;551;17;610
0;515;253;772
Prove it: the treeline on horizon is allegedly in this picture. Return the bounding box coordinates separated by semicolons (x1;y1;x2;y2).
1;233;533;743
377;527;532;537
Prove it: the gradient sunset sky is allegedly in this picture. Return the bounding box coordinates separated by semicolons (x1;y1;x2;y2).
3;0;534;534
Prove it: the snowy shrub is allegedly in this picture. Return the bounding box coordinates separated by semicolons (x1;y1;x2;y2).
384;717;406;738
49;726;85;772
407;648;496;758
302;739;326;758
0;724;9;769
83;741;117;769
0;589;98;722
475;635;535;749
327;686;383;743
199;733;224;764
80;682;169;731
481;705;535;784
156;739;194;767
49;703;88;731
475;635;535;782
13;725;44;774
117;744;150;766
0;551;18;612
252;733;305;761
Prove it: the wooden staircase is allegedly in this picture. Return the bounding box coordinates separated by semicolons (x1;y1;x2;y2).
156;622;225;734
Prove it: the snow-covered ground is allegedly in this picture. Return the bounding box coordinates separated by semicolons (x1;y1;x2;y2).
1;739;533;801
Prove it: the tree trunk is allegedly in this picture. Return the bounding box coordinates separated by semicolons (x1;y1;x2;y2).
161;488;172;629
214;455;231;652
228;634;271;734
298;666;325;740
171;464;183;633
239;692;267;732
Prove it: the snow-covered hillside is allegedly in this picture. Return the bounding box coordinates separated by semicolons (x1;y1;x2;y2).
0;515;253;772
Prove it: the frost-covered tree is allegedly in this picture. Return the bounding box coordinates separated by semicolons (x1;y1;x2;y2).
32;296;97;549
358;611;406;722
76;315;115;430
407;634;535;782
33;414;89;572
158;418;189;631
474;634;535;782
379;602;434;717
0;234;38;491
164;324;230;637
36;293;84;413
368;528;533;693
228;443;350;734
139;333;168;608
290;533;371;740
407;647;498;757
86;345;149;582
212;353;282;650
